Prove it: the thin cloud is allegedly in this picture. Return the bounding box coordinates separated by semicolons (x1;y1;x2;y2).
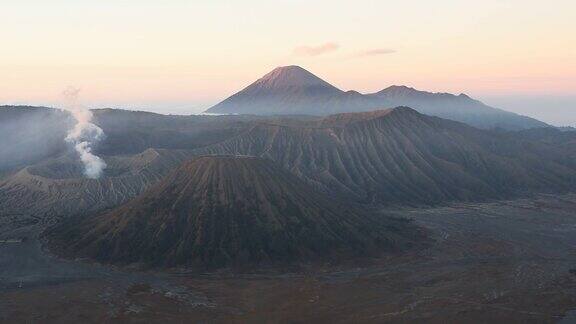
354;48;396;58
293;42;339;57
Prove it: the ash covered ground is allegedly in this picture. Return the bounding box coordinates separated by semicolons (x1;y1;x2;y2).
1;194;576;323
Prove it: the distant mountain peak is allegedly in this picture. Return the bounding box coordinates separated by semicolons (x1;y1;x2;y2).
205;65;347;115
382;85;417;91
376;85;430;96
265;65;307;75
254;65;339;90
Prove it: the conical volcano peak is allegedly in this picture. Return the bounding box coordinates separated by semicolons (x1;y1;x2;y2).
205;65;352;115
255;65;339;89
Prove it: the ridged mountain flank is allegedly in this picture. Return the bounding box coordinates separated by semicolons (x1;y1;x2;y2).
194;107;576;205
45;156;419;269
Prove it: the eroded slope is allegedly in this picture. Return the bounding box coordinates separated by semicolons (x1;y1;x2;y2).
194;107;576;205
46;156;420;269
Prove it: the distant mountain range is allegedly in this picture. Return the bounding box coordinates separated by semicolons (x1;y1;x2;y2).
205;66;548;130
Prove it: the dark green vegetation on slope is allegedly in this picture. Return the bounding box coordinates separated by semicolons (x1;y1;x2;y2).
45;156;421;269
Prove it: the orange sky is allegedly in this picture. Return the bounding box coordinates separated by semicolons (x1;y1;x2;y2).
0;0;574;123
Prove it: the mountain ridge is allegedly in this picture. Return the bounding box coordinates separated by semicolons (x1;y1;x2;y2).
194;107;576;205
205;66;548;130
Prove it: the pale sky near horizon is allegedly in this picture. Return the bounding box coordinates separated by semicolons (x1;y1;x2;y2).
1;0;575;125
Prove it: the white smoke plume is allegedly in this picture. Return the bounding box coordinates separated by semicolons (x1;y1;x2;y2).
61;87;107;179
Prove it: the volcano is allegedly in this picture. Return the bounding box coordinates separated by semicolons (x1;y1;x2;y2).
0;148;195;219
205;65;377;115
46;156;419;269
